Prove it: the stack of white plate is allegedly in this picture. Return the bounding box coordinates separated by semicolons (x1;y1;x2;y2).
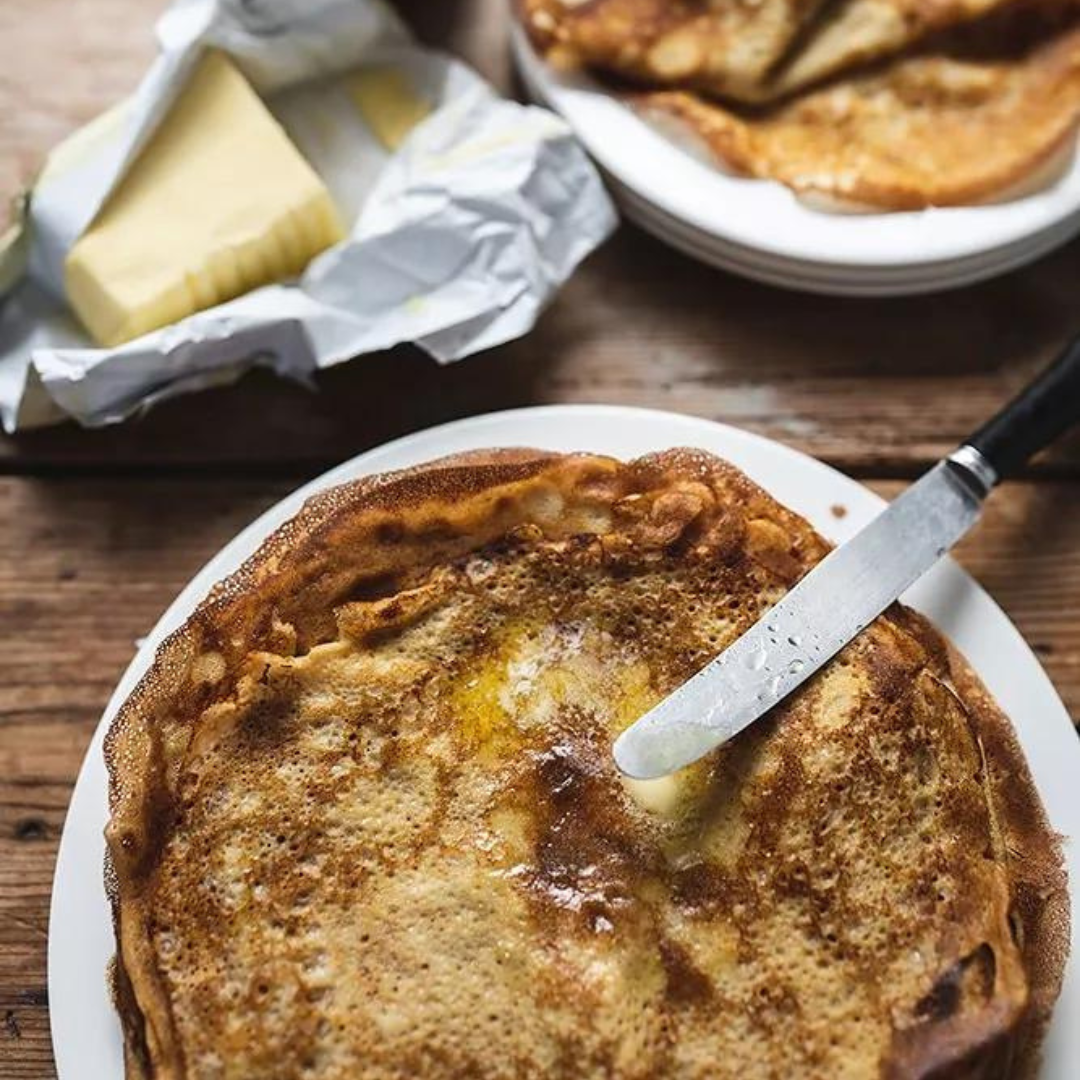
512;25;1080;296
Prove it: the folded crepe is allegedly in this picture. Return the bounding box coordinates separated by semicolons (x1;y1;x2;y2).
523;0;1080;107
520;0;831;100
642;14;1080;208
770;0;1080;96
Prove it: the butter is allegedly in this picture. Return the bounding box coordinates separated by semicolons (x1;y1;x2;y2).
65;50;344;347
622;774;686;817
348;67;432;152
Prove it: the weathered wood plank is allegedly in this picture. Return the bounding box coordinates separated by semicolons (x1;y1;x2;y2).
2;223;1078;475
1;1;1079;474
0;0;165;231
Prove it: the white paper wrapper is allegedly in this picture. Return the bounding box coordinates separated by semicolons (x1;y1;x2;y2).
0;0;616;431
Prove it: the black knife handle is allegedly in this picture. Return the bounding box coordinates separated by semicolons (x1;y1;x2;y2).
966;337;1080;481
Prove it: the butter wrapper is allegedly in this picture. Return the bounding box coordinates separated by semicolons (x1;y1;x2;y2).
0;0;616;431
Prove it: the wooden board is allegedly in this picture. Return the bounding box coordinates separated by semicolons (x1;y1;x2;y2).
0;0;1077;1077
1;0;1078;478
4;223;1080;477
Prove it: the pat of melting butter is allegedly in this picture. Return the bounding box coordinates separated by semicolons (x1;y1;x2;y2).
621;774;686;817
64;50;344;347
348;67;433;152
452;621;665;780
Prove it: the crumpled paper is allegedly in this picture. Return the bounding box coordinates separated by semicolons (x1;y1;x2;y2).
0;0;617;431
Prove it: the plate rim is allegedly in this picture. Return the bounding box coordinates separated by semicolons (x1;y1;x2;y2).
614;180;1075;281
48;404;1079;1077
614;187;1075;296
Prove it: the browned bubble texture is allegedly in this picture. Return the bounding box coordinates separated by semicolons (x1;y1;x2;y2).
104;449;1067;1080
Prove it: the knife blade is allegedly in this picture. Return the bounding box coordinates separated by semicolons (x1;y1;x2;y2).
612;452;991;780
612;337;1080;780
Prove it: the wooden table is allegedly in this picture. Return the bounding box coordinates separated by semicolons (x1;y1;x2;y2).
2;2;1078;1075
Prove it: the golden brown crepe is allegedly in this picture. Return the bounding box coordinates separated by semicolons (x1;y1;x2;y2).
520;0;831;100
105;450;1067;1079
768;0;1023;97
642;20;1080;208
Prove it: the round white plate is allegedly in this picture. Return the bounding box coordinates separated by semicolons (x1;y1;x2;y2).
616;181;1078;296
49;406;1078;1077
511;25;1080;292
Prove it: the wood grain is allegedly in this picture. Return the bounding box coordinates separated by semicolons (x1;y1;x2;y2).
0;0;165;232
3;224;1080;476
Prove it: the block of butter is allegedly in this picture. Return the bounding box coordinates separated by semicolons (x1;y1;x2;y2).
65;50;344;347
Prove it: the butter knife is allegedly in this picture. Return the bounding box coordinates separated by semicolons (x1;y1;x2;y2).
613;339;1080;780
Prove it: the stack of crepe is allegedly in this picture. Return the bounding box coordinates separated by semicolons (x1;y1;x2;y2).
522;0;1080;209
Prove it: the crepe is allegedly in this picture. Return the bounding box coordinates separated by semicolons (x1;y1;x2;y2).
104;449;1067;1079
520;0;830;100
769;0;1021;96
642;20;1080;208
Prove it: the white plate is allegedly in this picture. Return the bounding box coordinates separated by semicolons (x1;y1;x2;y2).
511;26;1080;291
616;182;1078;296
49;406;1079;1077
618;191;1075;296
